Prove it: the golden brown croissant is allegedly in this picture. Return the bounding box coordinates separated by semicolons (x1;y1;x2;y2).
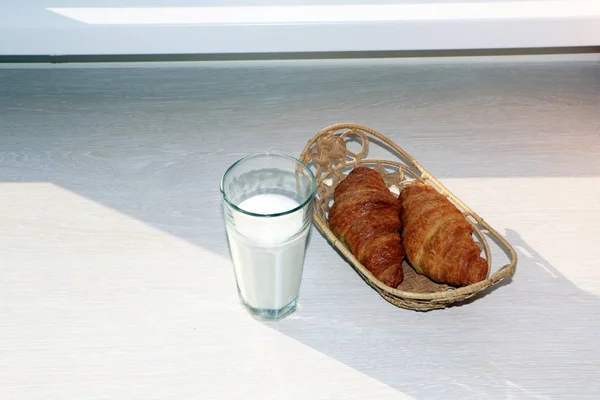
399;183;488;287
328;167;405;287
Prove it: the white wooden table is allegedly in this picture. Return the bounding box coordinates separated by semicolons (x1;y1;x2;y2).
1;57;599;399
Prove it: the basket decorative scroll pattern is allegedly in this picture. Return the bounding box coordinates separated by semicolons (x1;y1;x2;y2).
299;123;517;311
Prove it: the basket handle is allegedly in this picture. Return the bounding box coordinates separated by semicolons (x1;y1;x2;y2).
490;263;516;284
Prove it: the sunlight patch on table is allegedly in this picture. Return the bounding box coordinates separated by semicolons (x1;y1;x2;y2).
0;182;410;399
440;177;600;297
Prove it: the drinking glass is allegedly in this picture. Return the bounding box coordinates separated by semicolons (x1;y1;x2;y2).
220;153;316;320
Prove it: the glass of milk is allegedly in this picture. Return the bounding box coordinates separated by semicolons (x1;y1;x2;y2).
220;153;316;320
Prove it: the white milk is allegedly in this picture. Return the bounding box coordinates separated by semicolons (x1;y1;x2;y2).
227;194;308;311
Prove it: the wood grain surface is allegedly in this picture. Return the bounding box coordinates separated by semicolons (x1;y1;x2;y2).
0;58;599;399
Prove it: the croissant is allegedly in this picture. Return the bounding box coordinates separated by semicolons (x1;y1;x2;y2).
328;167;405;287
399;183;488;287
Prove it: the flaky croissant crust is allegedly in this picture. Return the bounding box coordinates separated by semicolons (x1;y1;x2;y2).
399;183;488;287
329;167;405;287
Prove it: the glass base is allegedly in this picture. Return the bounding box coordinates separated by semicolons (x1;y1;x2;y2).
241;298;298;321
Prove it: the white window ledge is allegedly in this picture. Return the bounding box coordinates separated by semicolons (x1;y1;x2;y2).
1;1;599;56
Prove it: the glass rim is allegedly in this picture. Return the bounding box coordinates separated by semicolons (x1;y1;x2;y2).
219;152;317;218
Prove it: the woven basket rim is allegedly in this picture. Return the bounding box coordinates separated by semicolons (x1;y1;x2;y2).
299;123;518;304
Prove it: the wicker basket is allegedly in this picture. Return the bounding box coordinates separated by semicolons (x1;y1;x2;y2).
299;123;517;311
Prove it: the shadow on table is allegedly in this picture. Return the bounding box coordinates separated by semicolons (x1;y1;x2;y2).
269;228;600;400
